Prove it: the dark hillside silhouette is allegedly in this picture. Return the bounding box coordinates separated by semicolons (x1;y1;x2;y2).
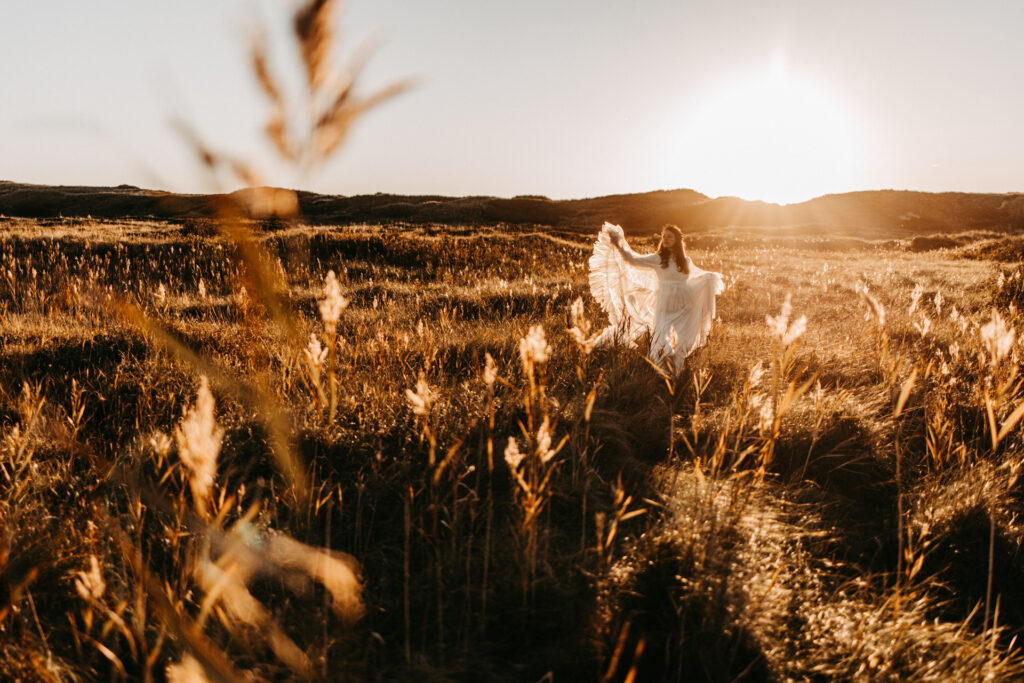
1;180;1022;236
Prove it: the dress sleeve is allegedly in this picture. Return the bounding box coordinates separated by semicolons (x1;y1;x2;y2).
614;241;660;270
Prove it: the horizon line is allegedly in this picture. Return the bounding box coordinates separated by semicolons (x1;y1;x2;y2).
1;178;1023;207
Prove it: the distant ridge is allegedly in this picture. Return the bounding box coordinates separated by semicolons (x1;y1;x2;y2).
1;180;1022;236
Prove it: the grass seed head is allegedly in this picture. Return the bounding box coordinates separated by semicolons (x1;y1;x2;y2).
166;655;209;683
909;283;924;315
405;375;434;417
303;333;327;371
504;437;524;470
861;291;886;326
519;324;551;369
149;431;172;458
174;376;224;512
483;353;498;386
914;314;932;338
74;555;105;602
783;315;807;345
766;294;793;339
748;362;765;388
318;269;349;330
294;0;332;89
568;296;600;353
980;309;1015;366
536;418;555;464
767;294;805;344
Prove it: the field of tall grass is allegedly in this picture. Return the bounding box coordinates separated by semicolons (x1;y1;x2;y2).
4;1;1024;680
2;211;1024;680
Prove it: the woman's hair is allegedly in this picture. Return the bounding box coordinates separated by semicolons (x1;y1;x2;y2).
657;224;689;274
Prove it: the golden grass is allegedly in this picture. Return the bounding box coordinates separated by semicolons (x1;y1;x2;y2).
4;1;1024;679
2;214;1024;679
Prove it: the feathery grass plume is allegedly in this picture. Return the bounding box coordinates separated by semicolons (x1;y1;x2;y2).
757;294;816;471
862;290;887;326
264;531;363;622
166;655;209;683
194;546;314;677
536;417;557;464
767;294;806;345
909;283;924;315
249;30;297;161
765;293;792;338
114;292;309;501
520;324;551;368
294;0;332;89
483;352;498;386
303;332;327;375
174;376;224;518
405;375;435;417
756;395;777;435
980;309;1015;366
74;555;106;603
318;269;348;331
568;296;600;354
314;76;413;159
858;284;899;383
914;314;932;338
317;269;348;421
519;324;551;396
504;437;524;470
279;0;415;162
748;361;765;388
302;332;329;415
406;373;438;465
782;314;806;345
149;431;172;458
505;404;567;605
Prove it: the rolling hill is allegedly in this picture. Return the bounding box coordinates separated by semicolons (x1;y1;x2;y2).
1;180;1022;237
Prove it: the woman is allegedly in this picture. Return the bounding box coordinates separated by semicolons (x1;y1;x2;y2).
589;222;724;374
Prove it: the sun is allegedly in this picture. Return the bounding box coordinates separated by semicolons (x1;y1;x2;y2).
672;59;866;205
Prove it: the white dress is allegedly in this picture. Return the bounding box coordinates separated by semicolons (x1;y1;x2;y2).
589;222;724;373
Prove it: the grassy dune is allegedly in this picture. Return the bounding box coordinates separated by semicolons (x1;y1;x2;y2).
2;216;1024;680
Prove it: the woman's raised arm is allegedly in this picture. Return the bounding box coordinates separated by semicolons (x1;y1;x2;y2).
604;223;660;270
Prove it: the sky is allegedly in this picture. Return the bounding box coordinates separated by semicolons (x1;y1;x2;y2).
1;0;1022;204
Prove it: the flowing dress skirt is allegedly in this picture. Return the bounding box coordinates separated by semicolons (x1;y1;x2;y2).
589;223;724;373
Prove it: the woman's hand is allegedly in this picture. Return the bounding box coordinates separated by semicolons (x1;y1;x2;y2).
602;222;625;248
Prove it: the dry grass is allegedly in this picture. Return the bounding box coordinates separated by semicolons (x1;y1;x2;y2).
4;1;1024;680
2;214;1024;681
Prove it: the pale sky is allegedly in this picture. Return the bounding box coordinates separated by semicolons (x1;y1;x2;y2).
1;0;1022;204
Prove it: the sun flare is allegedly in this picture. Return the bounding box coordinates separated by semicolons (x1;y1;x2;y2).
674;60;866;205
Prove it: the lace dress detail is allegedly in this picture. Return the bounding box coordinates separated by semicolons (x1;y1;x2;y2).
589;222;724;373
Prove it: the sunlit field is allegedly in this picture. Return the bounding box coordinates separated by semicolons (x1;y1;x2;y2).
2;215;1024;680
4;1;1024;679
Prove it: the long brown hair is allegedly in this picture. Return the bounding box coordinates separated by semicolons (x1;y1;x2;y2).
657;224;688;274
